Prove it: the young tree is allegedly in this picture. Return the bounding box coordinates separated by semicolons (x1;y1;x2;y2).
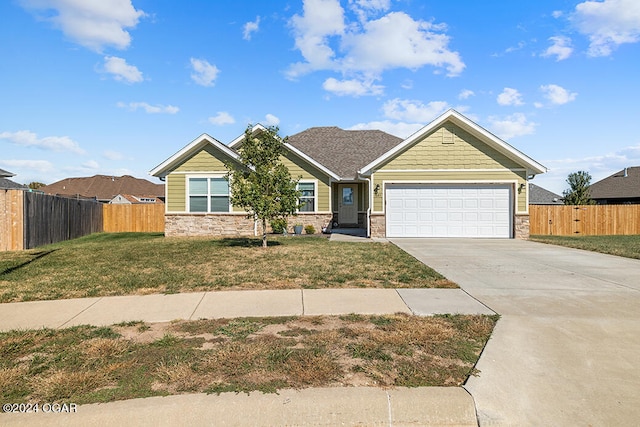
28;182;45;190
225;125;301;248
562;171;595;205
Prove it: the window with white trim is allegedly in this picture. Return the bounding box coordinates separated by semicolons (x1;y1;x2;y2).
189;177;229;212
298;181;315;212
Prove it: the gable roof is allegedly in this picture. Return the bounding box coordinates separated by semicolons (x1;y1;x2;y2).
358;109;547;175
149;133;239;179
529;183;563;205
286;127;403;180
0;168;16;178
589;167;640;200
41;175;164;202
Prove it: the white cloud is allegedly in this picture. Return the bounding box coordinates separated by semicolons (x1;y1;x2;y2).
487;113;536;140
572;0;640;57
348;120;423;139
0;130;85;154
82;160;100;169
382;99;449;123
190;58;219;87
243;16;260;40
497;88;524;106
287;1;464;87
208;112;235;126
540;84;577;105
20;0;145;52
103;56;143;83
458;89;475;100
542;36;573;61
117;102;179;114
264;114;280;126
103;150;124;160
552;10;564;19
322;77;383;96
0;159;56;175
341;12;464;76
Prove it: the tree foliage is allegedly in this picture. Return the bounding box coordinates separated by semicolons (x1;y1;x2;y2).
28;182;45;190
225;125;301;248
562;171;595;205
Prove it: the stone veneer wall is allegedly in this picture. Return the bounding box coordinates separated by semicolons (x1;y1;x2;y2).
515;214;530;240
369;214;386;238
165;214;256;237
284;214;333;234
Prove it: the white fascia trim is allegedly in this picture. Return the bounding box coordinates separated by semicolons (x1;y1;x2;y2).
149;133;239;178
358;109;547;176
378;168;527;173
374;179;527;215
228;124;268;149
284;143;341;181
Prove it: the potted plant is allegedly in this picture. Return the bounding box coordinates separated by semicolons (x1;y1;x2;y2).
293;223;303;235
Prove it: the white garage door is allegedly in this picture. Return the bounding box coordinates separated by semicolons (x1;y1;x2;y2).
386;184;512;238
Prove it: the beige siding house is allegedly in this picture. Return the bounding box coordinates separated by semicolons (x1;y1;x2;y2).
150;109;546;239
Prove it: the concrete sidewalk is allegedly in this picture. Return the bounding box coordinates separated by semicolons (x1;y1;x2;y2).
0;288;494;332
0;288;492;426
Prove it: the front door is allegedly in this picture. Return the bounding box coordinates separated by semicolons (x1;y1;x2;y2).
338;184;358;224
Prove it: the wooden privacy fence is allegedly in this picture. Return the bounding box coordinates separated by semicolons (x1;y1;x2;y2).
1;189;166;251
530;204;640;235
103;203;165;232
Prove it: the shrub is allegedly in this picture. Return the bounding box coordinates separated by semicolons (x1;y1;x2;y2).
270;218;288;234
304;225;316;235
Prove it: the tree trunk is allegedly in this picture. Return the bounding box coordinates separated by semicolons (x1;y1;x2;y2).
262;218;268;248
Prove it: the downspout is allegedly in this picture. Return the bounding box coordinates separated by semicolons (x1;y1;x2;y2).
362;176;372;238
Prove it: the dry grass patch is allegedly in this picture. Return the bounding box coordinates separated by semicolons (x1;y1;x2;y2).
0;233;455;303
0;314;497;404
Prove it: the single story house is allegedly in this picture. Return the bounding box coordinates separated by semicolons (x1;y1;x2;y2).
150;109;546;239
109;194;164;204
529;183;563;205
589;167;640;204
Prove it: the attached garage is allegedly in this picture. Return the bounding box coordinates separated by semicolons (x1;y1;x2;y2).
385;183;513;238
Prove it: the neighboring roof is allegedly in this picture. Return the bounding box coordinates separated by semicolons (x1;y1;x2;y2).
529;183;563;205
590;167;640;200
0;178;27;190
150;133;239;178
40;175;164;202
110;194;164;204
0;168;16;178
286;127;403;179
358;109;547;176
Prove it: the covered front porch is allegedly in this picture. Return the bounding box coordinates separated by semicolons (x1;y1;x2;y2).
329;181;370;236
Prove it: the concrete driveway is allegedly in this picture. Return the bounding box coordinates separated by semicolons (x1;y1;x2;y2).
392;238;640;426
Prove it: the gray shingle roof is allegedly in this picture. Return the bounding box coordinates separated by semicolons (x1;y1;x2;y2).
529;183;563;205
0;178;27;189
590;167;640;200
286;127;403;179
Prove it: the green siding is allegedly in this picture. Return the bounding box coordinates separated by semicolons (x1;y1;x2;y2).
372;170;528;213
281;151;331;212
167;174;185;212
166;144;332;213
380;124;522;170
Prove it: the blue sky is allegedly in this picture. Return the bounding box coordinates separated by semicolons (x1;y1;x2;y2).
1;0;640;194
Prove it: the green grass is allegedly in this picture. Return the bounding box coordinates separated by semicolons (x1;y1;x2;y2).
0;232;455;303
530;235;640;259
0;314;498;404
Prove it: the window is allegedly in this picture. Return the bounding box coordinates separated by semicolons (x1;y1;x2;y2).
298;182;315;212
189;177;229;212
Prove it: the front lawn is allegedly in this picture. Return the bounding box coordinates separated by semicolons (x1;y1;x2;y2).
530;235;640;259
0;233;455;302
0;313;497;404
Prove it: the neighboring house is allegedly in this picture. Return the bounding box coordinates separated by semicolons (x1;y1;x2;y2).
40;175;164;203
150;109;546;239
109;194;163;204
529;183;563;205
0;168;27;190
589;167;640;204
